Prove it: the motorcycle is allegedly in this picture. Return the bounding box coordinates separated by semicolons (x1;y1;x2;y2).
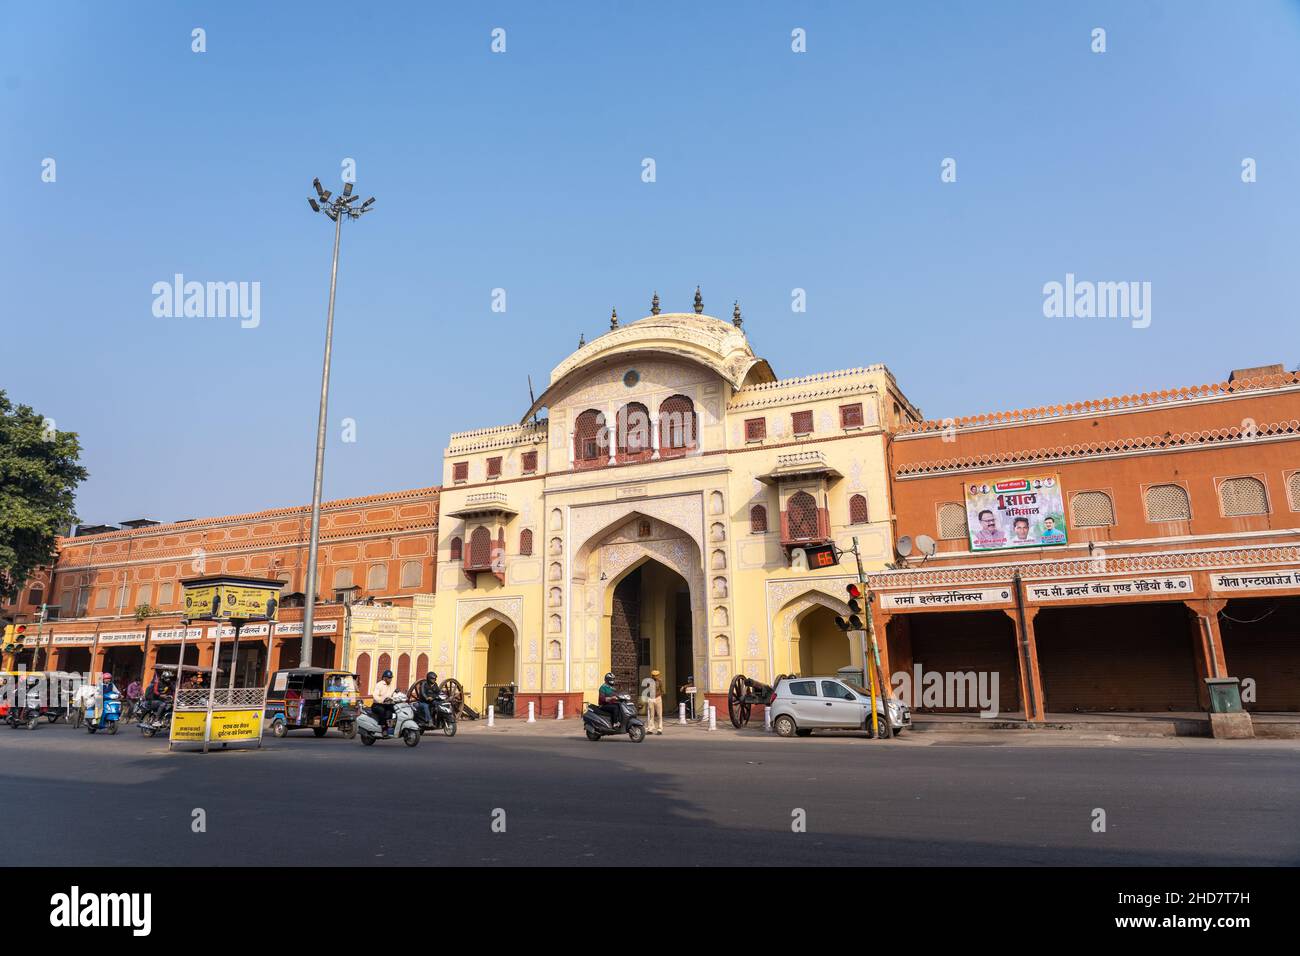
85;688;123;735
138;701;173;738
356;692;421;747
582;693;646;743
415;691;457;738
5;684;43;730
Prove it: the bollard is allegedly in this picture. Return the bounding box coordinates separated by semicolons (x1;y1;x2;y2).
678;702;686;725
556;699;564;720
527;701;536;723
487;705;495;727
763;706;772;732
708;705;717;731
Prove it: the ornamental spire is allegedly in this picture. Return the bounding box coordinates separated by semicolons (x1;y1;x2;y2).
650;291;660;315
732;301;743;328
693;286;704;314
609;307;619;330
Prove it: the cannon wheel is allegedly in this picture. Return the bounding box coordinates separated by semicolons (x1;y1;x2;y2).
728;674;752;729
440;678;465;718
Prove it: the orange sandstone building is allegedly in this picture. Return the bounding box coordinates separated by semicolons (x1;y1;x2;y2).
2;487;438;688
869;365;1300;727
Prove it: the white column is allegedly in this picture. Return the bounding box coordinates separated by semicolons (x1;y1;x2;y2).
651;417;661;460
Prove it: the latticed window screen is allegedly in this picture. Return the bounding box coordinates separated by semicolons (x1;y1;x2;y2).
486;456;502;478
574;409;606;462
786;491;819;540
744;418;766;441
469;527;491;565
1145;483;1191;521
449;537;462;561
1288;472;1300;511
659;395;697;451
792;410;814;434
617;402;651;458
1071;491;1116;527
937;503;968;540
840;403;864;428
452;461;468;482
519;529;533;556
750;504;768;533
1219;477;1269;516
521;450;538;473
849;494;869;524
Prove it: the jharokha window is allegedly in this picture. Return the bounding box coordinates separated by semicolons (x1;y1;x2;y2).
452;461;469;483
616;402;653;463
486;456;502;479
521;450;538;474
519;529;534;556
785;491;819;541
574;409;607;468
792;410;814;435
449;536;463;561
658;395;697;457
468;527;492;567
848;493;869;524
750;504;769;533
840;403;864;429
744;418;766;442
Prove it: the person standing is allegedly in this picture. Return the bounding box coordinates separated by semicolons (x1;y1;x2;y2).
642;669;664;735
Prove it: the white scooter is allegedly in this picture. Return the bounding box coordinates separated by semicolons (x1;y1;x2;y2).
356;691;421;747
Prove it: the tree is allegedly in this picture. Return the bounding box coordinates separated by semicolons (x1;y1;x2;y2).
0;391;88;602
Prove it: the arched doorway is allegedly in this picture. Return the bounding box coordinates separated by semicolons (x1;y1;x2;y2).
796;605;851;677
606;559;694;711
463;611;519;715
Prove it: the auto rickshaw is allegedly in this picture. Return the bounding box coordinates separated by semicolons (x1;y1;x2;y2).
265;667;360;738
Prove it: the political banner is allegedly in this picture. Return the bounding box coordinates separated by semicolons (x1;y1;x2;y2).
965;475;1067;551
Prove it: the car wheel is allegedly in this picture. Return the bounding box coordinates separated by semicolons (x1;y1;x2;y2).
773;714;797;738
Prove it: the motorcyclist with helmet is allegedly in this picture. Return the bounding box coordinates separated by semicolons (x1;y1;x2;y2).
598;672;623;727
371;669;397;738
412;670;439;727
142;668;175;726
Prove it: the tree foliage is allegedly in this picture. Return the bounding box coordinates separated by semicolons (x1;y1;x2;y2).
0;391;88;602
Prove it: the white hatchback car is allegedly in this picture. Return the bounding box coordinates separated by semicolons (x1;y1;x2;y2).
768;676;910;737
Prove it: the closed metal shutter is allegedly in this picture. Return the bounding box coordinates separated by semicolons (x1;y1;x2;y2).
907;611;1021;713
1220;598;1300;711
1036;603;1200;712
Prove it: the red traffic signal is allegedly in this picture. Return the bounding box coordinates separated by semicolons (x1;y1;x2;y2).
834;584;865;631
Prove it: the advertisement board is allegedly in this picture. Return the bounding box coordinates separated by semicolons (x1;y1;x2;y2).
964;475;1068;551
183;578;282;622
170;708;265;743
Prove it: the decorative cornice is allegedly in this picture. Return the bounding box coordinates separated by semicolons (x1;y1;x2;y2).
896;418;1300;478
899;371;1300;438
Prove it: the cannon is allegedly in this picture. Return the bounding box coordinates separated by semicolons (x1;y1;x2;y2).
727;673;795;728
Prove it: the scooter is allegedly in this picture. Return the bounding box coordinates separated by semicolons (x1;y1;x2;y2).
415;691;457;737
582;693;646;743
86;688;122;735
356;692;421;747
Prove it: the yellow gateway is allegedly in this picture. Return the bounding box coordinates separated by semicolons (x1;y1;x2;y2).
345;299;920;718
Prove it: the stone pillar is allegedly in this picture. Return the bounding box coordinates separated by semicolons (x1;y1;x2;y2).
1003;605;1045;722
650;419;661;460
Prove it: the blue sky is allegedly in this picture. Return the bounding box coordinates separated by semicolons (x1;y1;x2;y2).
2;1;1297;525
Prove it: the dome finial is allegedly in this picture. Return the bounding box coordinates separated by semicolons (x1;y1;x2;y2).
732;300;743;328
693;286;704;314
578;331;585;347
650;291;660;316
609;307;619;330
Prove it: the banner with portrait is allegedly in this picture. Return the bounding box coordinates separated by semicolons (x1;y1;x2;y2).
964;475;1067;551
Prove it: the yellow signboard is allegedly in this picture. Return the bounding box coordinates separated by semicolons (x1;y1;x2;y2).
183;581;281;621
170;708;265;743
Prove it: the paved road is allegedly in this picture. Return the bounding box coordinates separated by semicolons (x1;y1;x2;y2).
5;721;1298;866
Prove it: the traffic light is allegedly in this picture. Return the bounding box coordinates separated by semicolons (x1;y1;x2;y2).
834;583;865;631
3;624;25;654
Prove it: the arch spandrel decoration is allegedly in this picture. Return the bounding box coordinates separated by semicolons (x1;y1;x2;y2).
455;596;526;687
569;495;706;563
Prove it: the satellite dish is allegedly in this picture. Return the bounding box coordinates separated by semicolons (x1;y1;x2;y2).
916;534;937;557
896;535;914;558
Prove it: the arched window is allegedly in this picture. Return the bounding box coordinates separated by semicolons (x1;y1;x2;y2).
27;587;43;609
1289;471;1300;511
416;654;429;680
786;491;819;541
469;527;492;566
848;494;869;525
1219;477;1269;516
377;653;391;685
750;504;768;533
355;653;371;694
367;564;388;591
449;536;462;561
937;503;968;540
1145;484;1191;521
332;567;353;590
519;529;534;556
658;395;697;456
616;402;652;462
400;561;422;588
1071;491;1116;527
396;653;411;692
574;409;607;467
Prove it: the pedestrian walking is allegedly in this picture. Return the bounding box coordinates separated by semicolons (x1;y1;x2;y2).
641;669;664;735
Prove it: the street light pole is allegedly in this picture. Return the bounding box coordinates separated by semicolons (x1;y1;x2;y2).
300;178;375;668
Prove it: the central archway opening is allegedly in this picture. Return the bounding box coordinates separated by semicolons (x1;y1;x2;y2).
609;561;693;709
797;605;852;677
